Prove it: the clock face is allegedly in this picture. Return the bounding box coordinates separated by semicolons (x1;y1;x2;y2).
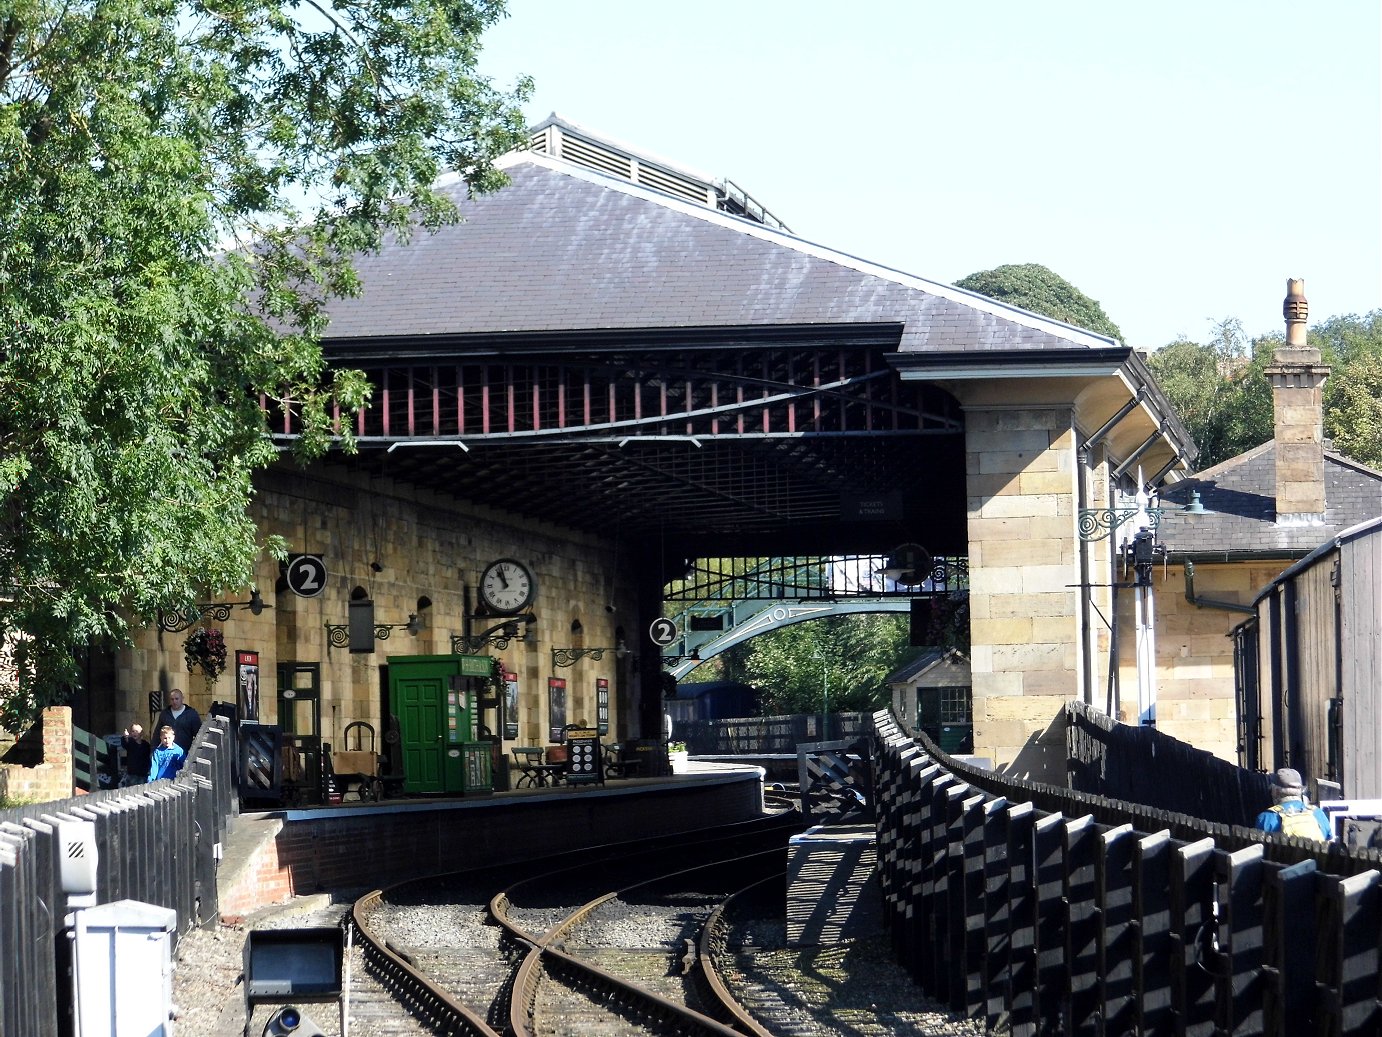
479;558;536;615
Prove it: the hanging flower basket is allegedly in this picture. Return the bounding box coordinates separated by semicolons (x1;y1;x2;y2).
183;627;227;683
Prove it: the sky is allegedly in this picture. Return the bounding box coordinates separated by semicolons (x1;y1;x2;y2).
474;1;1381;350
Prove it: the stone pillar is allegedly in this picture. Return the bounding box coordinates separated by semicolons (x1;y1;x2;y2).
1264;278;1329;522
965;406;1081;782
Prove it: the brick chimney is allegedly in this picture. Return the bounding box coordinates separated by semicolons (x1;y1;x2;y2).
1265;278;1329;523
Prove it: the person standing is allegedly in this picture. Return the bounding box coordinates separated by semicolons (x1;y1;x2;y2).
148;726;186;781
1254;767;1332;840
155;687;202;753
120;723;152;786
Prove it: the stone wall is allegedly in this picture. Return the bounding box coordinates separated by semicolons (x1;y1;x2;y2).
110;460;642;756
1116;559;1282;763
0;706;75;803
964;405;1081;782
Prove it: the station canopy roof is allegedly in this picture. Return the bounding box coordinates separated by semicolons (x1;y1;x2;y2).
296;115;1193;557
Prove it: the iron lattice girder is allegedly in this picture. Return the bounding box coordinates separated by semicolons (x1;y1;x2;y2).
274;346;962;443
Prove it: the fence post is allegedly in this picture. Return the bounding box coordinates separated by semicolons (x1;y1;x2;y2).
1171;836;1218;1035
1003;802;1038;1037
1315;869;1380;1035
1097;823;1137;1033
1213;844;1266;1036
979;797;1011;1031
1133;829;1175;1034
1262;858;1318;1036
948;789;985;1018
1063;814;1100;1036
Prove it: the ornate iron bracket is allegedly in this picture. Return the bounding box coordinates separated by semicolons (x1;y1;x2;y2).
452;613;535;654
325;614;419;651
552;646;609;668
1077;506;1162;543
157;589;268;632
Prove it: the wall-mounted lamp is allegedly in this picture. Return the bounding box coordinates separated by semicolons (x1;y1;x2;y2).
1183;490;1209;514
662;647;701;665
877;543;933;585
157;588;269;632
325;609;421;652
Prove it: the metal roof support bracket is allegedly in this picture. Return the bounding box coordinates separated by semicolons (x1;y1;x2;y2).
1112;425;1167;483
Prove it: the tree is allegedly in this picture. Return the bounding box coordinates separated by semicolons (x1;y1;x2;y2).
746;614;916;716
0;0;531;725
1146;319;1273;470
954;263;1124;342
1320;312;1382;469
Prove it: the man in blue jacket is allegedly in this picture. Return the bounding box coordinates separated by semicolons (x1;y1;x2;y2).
1254;767;1332;840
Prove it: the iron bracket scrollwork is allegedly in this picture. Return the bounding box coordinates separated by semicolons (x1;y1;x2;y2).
1078;506;1162;543
157;589;268;632
453;614;535;654
552;646;608;668
325;617;418;651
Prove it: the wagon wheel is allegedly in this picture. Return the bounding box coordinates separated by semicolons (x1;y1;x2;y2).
370;777;384;801
358;778;375;802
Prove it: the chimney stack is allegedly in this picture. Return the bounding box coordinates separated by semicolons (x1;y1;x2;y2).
1265;278;1329;522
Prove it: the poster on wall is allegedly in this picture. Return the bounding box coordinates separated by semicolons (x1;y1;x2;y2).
236;650;260;722
595;678;609;736
503;667;519;740
548;677;567;743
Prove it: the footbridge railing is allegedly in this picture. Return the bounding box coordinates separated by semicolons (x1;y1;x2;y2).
872;710;1382;1036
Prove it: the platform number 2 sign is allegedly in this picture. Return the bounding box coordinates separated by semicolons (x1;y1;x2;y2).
285;554;327;598
648;617;679;648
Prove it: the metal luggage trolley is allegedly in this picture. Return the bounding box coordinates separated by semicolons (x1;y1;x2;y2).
331;721;384;801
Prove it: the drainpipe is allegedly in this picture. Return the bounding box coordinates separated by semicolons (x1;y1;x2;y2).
1183;560;1255;614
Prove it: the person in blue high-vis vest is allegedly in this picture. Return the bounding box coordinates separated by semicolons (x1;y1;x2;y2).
1254;767;1332;840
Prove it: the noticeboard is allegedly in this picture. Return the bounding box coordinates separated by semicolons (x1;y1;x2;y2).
564;728;601;786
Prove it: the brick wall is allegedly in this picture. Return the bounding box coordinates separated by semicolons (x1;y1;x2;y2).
217;777;764;919
0;706;75;802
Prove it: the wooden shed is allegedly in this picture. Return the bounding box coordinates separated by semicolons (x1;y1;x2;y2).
1232;515;1382;797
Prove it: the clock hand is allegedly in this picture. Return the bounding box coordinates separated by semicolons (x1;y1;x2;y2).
498;565;509;588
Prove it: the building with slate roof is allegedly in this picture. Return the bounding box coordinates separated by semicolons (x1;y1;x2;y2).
1109;280;1382;767
103;115;1217;788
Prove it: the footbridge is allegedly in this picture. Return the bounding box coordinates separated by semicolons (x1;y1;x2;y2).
659;553;967;678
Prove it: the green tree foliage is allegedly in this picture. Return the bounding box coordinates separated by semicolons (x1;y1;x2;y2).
745;614;916;716
1318;312;1382;469
954;263;1124;342
1145;319;1274;470
0;0;530;724
1146;312;1382;472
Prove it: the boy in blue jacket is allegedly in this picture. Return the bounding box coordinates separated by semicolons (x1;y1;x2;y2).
148;726;186;782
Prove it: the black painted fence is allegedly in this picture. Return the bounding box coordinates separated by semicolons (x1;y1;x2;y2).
1065;699;1274;827
0;716;235;1037
678;711;869;755
873;710;1382;1036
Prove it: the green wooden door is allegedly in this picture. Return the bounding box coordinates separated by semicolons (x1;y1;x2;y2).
395;673;446;794
389;655;489;794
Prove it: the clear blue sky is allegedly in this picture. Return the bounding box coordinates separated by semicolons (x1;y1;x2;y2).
476;1;1381;349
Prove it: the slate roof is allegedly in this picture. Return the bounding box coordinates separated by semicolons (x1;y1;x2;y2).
1156;443;1382;559
320;152;1123;357
885;649;971;687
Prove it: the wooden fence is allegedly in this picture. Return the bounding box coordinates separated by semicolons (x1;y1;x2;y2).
678;712;870;755
873;710;1382;1036
0;717;235;1037
1065;699;1274;827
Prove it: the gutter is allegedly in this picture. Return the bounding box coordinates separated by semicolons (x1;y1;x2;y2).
1183;560;1255;614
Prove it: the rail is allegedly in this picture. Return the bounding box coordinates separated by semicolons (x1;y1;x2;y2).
872;709;1382;1035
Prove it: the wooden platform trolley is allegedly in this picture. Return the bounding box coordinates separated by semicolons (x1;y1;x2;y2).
330;721;386;801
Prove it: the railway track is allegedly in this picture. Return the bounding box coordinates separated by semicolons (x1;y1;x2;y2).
349;812;803;1036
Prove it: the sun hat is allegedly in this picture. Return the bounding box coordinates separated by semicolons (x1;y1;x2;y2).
1272;767;1304;794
